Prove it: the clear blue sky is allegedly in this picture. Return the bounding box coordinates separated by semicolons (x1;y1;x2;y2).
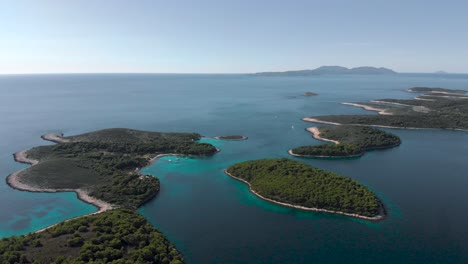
1;0;467;74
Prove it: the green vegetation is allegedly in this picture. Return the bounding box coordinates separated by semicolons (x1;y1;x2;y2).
5;128;219;262
308;88;468;130
21;128;218;208
408;87;466;94
0;209;184;264
215;135;247;140
227;158;383;218
291;125;400;158
292;144;361;157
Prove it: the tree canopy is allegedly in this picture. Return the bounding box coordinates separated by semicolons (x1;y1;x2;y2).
227;158;383;218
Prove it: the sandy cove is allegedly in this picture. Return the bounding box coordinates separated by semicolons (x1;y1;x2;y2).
224;170;385;221
148;147;221;164
306;127;339;144
288;128;363;158
342;102;393;115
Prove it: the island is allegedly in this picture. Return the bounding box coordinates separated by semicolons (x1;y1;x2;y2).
226;158;385;220
3;128;219;263
407;87;466;94
254;66;396;76
0;209;183;263
304;87;468;130
289;125;401;158
213;135;248;140
304;92;318;97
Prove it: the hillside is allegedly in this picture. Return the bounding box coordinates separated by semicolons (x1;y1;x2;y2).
254;66;396;76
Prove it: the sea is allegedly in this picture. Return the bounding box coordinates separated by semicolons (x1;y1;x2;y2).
1;73;468;263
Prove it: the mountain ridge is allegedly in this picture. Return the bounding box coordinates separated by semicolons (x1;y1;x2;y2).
254;66;397;76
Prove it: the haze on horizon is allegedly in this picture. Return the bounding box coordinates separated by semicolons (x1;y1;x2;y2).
1;0;468;74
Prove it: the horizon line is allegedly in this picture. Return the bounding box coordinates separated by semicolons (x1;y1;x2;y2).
0;71;466;75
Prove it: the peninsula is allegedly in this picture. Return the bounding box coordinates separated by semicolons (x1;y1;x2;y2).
289;125;401;158
226;158;385;220
3;128;219;263
304;87;468;130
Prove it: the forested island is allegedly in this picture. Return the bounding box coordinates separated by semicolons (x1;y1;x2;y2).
226;158;385;220
0;209;183;264
305;87;468;130
289;125;401;158
4;128;219;263
213;135;248;140
408;87;466;94
304;92;318;97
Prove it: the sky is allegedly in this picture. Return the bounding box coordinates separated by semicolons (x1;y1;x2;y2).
1;0;468;74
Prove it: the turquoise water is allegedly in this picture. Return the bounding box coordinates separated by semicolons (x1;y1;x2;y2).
1;74;468;263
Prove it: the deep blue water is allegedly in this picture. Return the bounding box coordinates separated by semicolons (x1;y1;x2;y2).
1;73;468;263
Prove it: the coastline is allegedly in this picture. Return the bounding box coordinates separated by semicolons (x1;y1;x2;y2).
7;134;220;234
288;127;400;158
302;117;342;126
41;133;70;143
224;170;385;221
306;127;339;144
407;89;467;95
414;96;435;101
7;151;114;213
342;102;393;115
213;136;248;141
7;135;114;225
287;149;363;159
370;100;412;107
145;147;221;165
302;117;468;132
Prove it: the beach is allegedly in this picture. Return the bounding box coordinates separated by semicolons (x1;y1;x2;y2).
342;102;393;115
302;117;342;125
306;127;339;144
371;100;412;107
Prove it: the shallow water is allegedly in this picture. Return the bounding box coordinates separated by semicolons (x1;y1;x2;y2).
1;73;468;263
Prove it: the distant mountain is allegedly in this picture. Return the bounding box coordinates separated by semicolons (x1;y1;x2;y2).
254;66;397;76
433;70;449;74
